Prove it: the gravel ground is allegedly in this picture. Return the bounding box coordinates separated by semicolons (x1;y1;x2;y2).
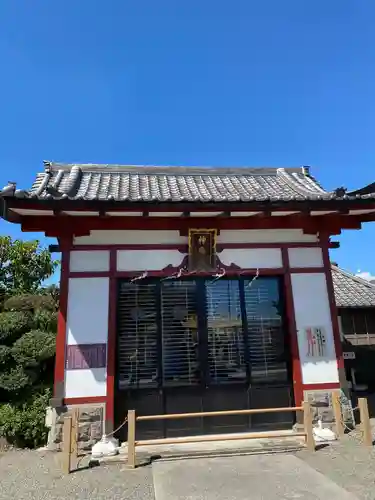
296;430;375;500
0;450;155;500
1;432;375;500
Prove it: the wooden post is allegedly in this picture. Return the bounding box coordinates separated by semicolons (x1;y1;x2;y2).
303;401;315;452
69;409;79;471
358;398;372;447
332;391;344;438
127;410;136;468
62;416;72;474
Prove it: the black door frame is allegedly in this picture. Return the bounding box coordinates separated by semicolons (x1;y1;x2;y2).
114;275;295;440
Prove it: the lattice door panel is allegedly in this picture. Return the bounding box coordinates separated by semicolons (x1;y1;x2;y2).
160;280;200;386
117;281;158;389
243;278;288;384
205;279;246;384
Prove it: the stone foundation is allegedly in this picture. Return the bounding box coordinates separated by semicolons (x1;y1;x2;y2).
45;403;105;451
303;389;354;429
304;390;335;426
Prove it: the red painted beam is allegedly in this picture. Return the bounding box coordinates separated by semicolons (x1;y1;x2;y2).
302;383;340;391
20;214;365;236
6;197;375;213
50;241;340;252
64;396;107;405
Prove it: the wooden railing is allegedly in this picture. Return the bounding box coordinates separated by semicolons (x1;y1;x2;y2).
331;392;373;446
59;396;373;473
126;402;315;468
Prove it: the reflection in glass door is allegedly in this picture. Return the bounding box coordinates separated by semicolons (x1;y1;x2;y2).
161;280;200;386
243;278;289;385
205;279;246;384
204;277;290;387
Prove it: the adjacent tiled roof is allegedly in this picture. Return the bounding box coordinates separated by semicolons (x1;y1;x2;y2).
2;162;375;203
332;265;375;308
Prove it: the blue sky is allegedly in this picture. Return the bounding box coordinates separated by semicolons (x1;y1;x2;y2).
0;1;374;277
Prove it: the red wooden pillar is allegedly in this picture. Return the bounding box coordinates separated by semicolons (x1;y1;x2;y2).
105;249;117;433
281;247;303;406
53;236;72;403
320;233;345;379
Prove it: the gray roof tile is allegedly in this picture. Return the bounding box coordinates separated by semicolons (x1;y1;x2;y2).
14;163;366;202
30;165;326;202
2;162;374;204
332;265;375;308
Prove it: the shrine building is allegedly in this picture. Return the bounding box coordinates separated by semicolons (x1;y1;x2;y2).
1;162;375;446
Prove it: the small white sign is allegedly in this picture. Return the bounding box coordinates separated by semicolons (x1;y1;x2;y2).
343;352;355;360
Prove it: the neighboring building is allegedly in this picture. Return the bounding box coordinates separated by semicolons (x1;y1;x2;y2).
332;265;375;391
1;162;375;447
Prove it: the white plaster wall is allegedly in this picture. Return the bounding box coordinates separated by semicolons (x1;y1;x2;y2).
69;250;110;272
74;229;317;246
217;229;318;244
291;273;339;385
219;248;282;269
65;368;107;398
74;230;186;245
288;248;323;268
117;249;185;271
66;278;109;345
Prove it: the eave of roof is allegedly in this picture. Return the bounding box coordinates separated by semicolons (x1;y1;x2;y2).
1;162;374;204
332;265;375;308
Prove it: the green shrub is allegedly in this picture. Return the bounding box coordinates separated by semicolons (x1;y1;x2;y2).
0;345;9;365
4;294;56;312
0;311;33;343
33;309;57;333
0;388;51;448
0;237;58;448
11;330;56;367
0;365;32;392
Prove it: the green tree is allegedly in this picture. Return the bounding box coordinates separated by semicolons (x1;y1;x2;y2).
0;237;58;447
0;236;57;296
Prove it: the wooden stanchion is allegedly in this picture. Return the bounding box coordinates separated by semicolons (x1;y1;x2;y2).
70;409;79;471
358;398;372;447
303;401;315;452
332;391;344;438
61;409;79;474
62;416;72;474
127;410;136;469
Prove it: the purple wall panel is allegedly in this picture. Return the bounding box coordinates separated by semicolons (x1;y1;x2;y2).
66;343;107;370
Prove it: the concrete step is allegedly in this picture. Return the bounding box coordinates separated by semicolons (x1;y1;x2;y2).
96;430;306;466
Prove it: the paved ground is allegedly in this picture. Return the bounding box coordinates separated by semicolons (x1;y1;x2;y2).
1;434;375;500
153;454;356;499
297;434;375;500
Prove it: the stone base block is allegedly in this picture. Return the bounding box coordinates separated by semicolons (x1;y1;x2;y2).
303;388;354;430
45;403;105;452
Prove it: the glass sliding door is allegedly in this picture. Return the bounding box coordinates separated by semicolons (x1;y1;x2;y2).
116;276;294;439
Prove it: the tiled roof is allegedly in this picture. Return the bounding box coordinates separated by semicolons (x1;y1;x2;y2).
1;162;374;203
332;265;375;308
